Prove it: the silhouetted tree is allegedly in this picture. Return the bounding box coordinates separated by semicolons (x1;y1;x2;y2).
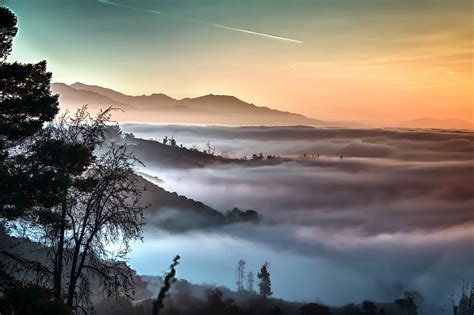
55;110;144;310
153;255;180;315
395;291;423;315
0;282;71;314
257;262;272;298
0;6;63;220
2;108;146;312
451;284;474;315
338;304;363;315
300;303;332;315
0;7;17;60
203;288;241;315
247;271;255;292
0;7;99;313
362;300;377;315
225;207;260;223
170;137;176;146
268;306;284;315
206;140;216;155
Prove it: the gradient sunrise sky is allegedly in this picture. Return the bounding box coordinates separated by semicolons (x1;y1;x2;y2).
4;0;473;124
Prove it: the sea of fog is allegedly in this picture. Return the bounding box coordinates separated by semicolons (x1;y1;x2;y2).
122;124;474;310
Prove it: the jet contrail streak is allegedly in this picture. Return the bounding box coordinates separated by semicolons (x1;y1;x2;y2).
211;23;304;44
98;0;303;44
145;9;170;16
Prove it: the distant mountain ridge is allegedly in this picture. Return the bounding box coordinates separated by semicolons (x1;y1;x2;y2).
52;82;329;126
51;82;473;130
395;117;473;130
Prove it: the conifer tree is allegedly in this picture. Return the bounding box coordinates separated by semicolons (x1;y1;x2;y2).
257;262;272;298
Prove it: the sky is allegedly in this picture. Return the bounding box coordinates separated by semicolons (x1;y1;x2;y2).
3;0;473;123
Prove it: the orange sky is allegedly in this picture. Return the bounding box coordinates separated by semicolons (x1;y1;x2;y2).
7;0;474;124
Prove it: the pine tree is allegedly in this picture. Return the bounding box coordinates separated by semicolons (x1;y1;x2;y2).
0;7;65;219
257;262;272;298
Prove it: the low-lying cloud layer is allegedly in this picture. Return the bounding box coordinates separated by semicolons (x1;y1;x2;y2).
123;124;474;161
125;125;474;311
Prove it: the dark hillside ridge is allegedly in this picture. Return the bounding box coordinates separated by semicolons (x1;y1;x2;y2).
136;175;259;231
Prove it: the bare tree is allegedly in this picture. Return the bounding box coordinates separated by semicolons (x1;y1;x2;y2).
8;107;146;312
205;140;216;155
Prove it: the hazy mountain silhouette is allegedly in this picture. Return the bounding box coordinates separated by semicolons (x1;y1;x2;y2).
71;82;177;108
52;82;128;108
52;83;472;129
52;82;330;126
395;117;473;130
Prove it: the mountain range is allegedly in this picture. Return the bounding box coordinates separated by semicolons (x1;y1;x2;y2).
51;82;329;126
394;117;473;130
51;82;473;130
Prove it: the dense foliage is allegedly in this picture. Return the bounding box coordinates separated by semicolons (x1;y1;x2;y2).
0;6;144;313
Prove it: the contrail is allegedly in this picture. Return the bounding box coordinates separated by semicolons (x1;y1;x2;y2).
98;0;303;44
211;23;303;44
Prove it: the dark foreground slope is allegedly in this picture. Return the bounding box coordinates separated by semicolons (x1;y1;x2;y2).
95;275;436;315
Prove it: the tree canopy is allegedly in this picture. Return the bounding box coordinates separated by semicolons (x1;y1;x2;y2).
0;6;146;313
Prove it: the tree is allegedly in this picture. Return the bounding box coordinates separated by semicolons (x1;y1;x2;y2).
257;262;272;298
0;5;146;313
0;7;17;60
3;108;146;312
362;300;377;315
452;284;474;315
153;255;180;315
203;288;241;315
395;291;423;315
0;7;89;313
0;6;62;220
0;282;71;315
339;304;363;315
300;303;332;315
205;140;216;155
235;259;246;291
247;271;254;292
169;137;176;146
51;109;145;310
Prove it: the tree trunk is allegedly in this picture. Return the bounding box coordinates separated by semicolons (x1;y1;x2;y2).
53;199;67;300
66;241;80;307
